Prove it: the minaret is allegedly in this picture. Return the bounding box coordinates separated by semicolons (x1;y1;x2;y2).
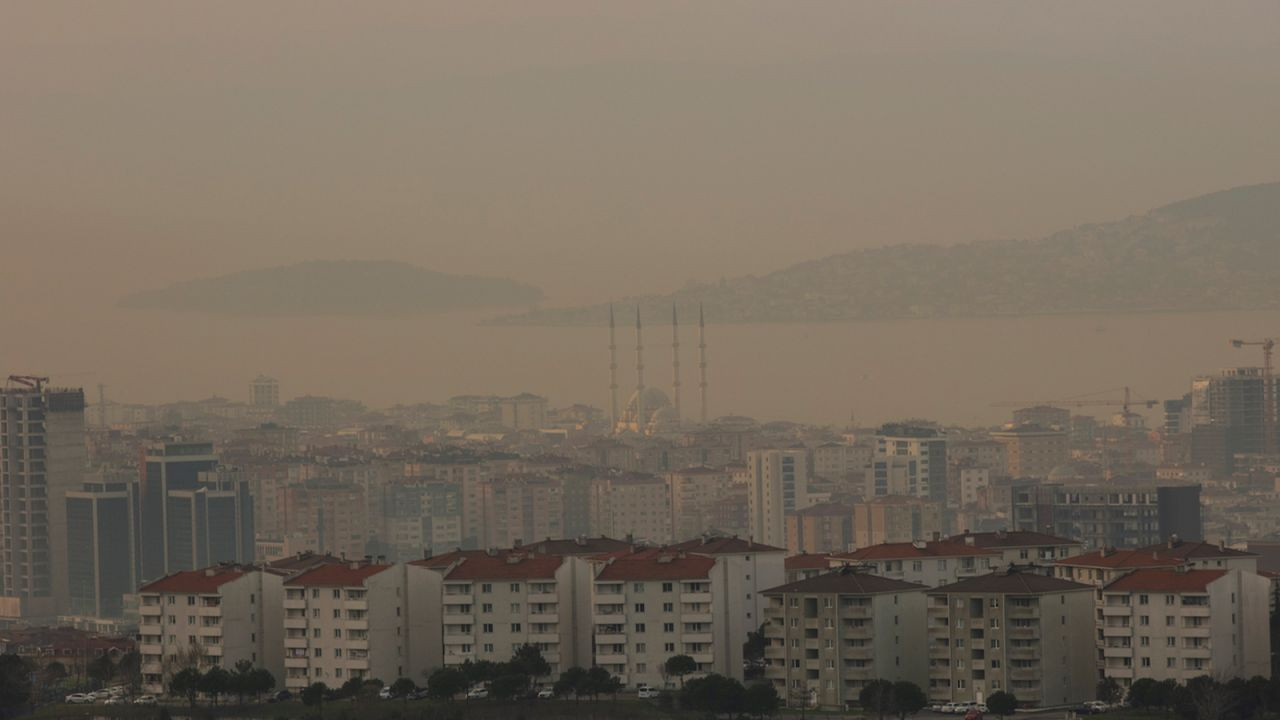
698;303;708;423
608;305;619;432
671;304;682;420
635;307;646;433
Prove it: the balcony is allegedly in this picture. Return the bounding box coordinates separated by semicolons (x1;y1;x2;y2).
284;597;307;611
594;593;625;606
138;643;161;655
595;633;626;645
284;657;309;669
284;636;308;649
343;599;369;612
139;605;162;617
442;613;473;624
1181;606;1211;618
344;619;369;631
1099;605;1132;617
681;592;712;604
842;605;872;618
284;617;308;630
596;653;627;665
198;604;222;617
688;653;713;664
683;612;713;624
764;646;785;660
593;613;625;626
529;592;558;604
529;633;559;644
683;633;714;644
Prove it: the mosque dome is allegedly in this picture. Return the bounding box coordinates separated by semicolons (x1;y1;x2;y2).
616;388;681;435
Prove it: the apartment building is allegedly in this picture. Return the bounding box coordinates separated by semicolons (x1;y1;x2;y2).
785;554;835;584
850;496;945;548
812;443;873;481
480;474;564;548
1056;540;1259;587
872;425;948;503
786;503;854;555
667;536;787;654
1098;569;1271;684
1011;482;1203;548
668;466;742;543
831;540;1001;588
990;425;1069;479
138;565;284;693
427;551;591;674
747;449;814;549
945;530;1082;569
590;473;672;544
925;570;1095;708
276;480;369;560
282;562;434;691
761;568;927;710
591;551;733;688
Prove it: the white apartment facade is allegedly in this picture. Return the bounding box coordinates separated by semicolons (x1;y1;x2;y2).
424;551;592;675
747;449;813;550
761;569;928;711
592;552;736;689
282;562;434;691
831;540;1002;588
1098;568;1271;684
590;473;672;545
138;566;284;694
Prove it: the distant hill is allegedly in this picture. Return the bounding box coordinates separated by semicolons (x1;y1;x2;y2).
119;260;542;316
496;182;1280;325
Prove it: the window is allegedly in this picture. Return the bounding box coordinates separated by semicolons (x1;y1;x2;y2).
662;583;673;592
1165;595;1175;604
1141;657;1151;667
187;596;196;606
634;603;645;613
664;643;675;653
483;643;494;653
482;603;493;613
1139;615;1150;626
636;643;646;653
334;648;342;658
1167;637;1176;647
1166;616;1175;627
1140;636;1150;647
663;603;674;612
482;584;492;593
1167;658;1177;668
482;624;493;633
636;663;647;674
333;589;341;599
635;623;646;633
634;583;645;593
663;623;675;632
333;609;340;619
1139;594;1149;605
510;623;521;632
913;561;923;572
510;583;521;592
511;603;521;613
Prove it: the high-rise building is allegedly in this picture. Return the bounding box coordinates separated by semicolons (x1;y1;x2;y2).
249;375;280;408
1011;482;1203;548
140;441;219;582
871;425;947;502
990;425;1069;479
589;473;672;544
668;466;741;543
1012;406;1070;430
849;496;945;549
498;394;547;431
747;449;813;549
164;468;255;572
1189;368;1277;459
0;384;86;620
65;476;138;618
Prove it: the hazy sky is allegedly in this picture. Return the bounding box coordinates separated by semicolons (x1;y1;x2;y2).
5;1;1279;308
3;2;1280;416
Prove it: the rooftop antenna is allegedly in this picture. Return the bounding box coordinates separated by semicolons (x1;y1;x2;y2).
635;307;646;433
698;303;708;424
672;304;682;421
608;305;619;432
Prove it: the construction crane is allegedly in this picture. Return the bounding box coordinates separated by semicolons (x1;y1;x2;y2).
991;386;1158;428
6;375;51;392
1230;337;1276;456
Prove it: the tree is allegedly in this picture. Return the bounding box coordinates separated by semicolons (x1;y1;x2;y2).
199;665;232;707
1130;678;1161;712
87;654;116;689
511;644;551;689
860;679;897;720
491;672;529;701
585;666;622;700
744;624;768;681
554;667;589;701
682;674;746;717
249;668;275;702
744;682;781;718
458;659;496;688
40;661;67;691
169;668;203;709
339;676;366;700
229;660;255;705
892;681;928;720
116;651;142;695
1099;677;1124;705
0;654;31;714
987;691;1018;719
427;667;468;701
301;682;329;714
390;677;416;705
664;655;698;688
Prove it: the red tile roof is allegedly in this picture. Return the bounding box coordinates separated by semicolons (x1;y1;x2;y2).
947;530;1080;549
786;553;834;570
1135;540;1257;561
595;554;716;581
834;540;1000;561
932;569;1093;595
140;568;248;594
1055;549;1187;570
667;536;786;555
764;570;926;595
445;554;564;580
411;549;494;569
519;536;636;556
1104;569;1227;593
284;563;392;587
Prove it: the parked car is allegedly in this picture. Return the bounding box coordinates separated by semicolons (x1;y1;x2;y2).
409;688;431;700
1084;701;1112;713
466;686;489;699
64;693;93;704
104;696;128;706
133;695;158;706
536;688;555;699
940;703;960;714
378;687;396;700
267;690;292;703
637;686;660;699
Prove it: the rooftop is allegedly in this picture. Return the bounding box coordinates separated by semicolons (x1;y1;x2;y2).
947;530;1080;549
1055;548;1187;570
667;535;786;555
284;562;392;587
764;568;927;595
445;553;564;580
932;568;1093;595
834;540;999;561
596;553;716;581
139;566;249;594
786;553;835;570
1104;569;1228;593
518;536;636;556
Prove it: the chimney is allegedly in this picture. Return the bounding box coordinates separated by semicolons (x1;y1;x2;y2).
575;535;586;546
626;532;635;544
996;529;1007;540
964;536;975;546
423;548;432;560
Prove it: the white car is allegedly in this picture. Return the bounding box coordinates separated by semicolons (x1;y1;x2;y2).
104;696;128;706
536;688;555;699
133;695;158;706
378;687;395;700
466;687;489;699
64;694;93;704
940;703;960;714
637;686;660;699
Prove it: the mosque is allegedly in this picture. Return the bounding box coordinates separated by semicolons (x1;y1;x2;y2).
609;305;708;436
